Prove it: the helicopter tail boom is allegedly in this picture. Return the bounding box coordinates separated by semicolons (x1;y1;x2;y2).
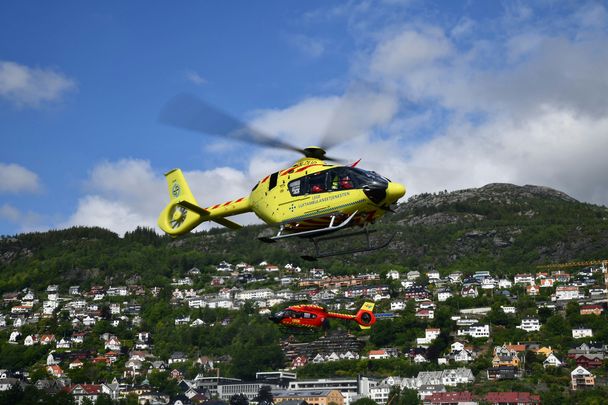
158;169;249;236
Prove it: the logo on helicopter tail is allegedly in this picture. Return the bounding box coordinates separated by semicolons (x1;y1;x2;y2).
171;182;181;198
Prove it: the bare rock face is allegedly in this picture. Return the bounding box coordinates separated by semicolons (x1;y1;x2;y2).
402;183;578;211
0;238;33;264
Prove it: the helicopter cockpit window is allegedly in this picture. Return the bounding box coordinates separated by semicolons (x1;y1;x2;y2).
308;172;327;194
288;179;302;196
302;312;317;319
327;169;359;191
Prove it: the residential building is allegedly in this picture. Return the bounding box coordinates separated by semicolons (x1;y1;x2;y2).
484;392;540;404
368;350;390;360
517;318;541;332
514;274;534;286
543;353;563;368
553;286;581;301
526;285;539;296
486;366;519;380
457;324;490;338
423;391;477;405
571;366;595;390
572;328;593;339
436;289;453;302
65;384;101;405
417;328;441;347
580;305;603;315
574;354;604;369
501;306;516;314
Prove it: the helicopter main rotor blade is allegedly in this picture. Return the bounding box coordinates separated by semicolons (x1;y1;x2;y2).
159;93;305;154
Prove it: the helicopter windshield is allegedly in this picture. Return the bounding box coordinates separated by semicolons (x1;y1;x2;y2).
287;167;389;197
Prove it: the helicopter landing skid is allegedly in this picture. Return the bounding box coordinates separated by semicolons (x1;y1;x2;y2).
258;211;359;243
300;228;396;261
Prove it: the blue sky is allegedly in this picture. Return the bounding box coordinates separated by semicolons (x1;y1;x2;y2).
1;1;608;236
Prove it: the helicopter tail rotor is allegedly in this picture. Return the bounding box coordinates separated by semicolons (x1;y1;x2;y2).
354;302;376;330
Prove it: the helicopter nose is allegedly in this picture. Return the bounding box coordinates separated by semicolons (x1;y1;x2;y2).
268;314;281;323
363;183;387;204
386;182;406;203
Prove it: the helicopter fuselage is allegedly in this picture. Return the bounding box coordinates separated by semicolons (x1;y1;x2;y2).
158;155;405;238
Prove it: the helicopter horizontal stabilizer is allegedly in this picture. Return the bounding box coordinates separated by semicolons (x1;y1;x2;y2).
177;200;241;229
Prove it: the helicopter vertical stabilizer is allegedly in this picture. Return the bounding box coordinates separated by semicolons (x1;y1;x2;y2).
355;302;376;330
158;169;248;235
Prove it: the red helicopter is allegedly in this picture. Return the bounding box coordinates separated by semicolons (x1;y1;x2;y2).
269;302;376;331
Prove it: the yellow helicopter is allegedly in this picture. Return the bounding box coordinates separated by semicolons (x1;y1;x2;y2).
157;94;406;260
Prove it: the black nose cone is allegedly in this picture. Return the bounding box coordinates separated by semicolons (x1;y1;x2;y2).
363;183;388;204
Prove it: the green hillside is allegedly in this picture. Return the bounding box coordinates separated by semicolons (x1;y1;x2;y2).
2;183;608;292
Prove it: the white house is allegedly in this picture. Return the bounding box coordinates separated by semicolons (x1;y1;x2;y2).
234;288;274;301
437;289;453;302
461;286;478;298
543;353;563;368
57;338;72;349
390;300;406;311
572;328;593;339
416;328;441;347
514;274;534;285
553;286;582;301
517;318;541;332
386;270;400;280
501;306;516;314
457;324;490;338
498;279;513;289
481;278;497;289
369;349;390;360
24;335;38;346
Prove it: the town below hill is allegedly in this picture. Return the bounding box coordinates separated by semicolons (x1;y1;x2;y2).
1;183;608;404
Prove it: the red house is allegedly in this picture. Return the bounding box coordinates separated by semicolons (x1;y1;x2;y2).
484;392;540;404
575;354;604;369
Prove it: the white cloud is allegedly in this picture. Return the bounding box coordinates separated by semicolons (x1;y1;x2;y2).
0;204;20;222
0;203;44;233
0;61;76;107
185;70;207;85
0;163;41;193
369;27;453;78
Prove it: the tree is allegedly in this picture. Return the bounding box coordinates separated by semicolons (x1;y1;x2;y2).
95;394;113;405
230;393;249;405
256;385;274;405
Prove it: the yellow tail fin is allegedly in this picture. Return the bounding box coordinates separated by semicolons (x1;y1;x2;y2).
158;169;206;236
357;302;376;330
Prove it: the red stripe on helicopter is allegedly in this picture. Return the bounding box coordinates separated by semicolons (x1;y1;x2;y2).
211;204;221;210
222;200;233;207
281;168;295;176
295;164;321;173
261;175;270;183
235;198;245;203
